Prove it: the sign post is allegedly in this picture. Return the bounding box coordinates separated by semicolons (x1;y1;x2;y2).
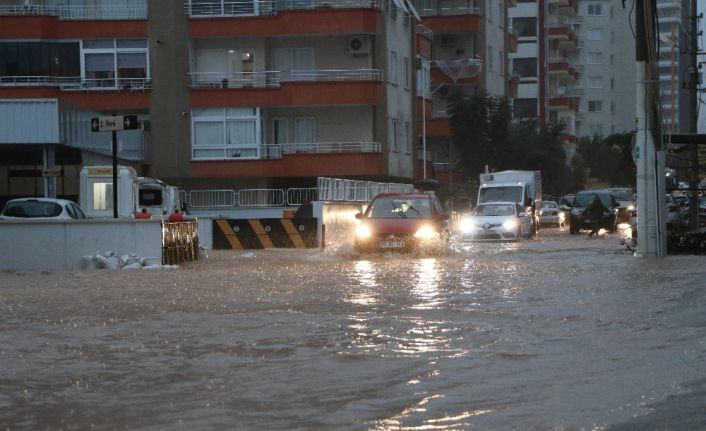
90;115;139;218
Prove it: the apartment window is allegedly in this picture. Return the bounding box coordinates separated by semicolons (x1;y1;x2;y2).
498;2;503;26
587;3;602;16
192;108;261;159
611;101;616;114
610;54;614;65
295;118;315;144
417;56;430;98
487;0;492;22
82;39;148;87
388;0;397;18
391;118;398;150
404;121;411;153
404;56;410;89
0;41;80;77
588;52;602;64
610;78;615;89
389;50;398;84
588;100;603;112
513;98;537;118
487;45;493;71
272;118;288;146
588;76;603;88
498;50;504;75
512;17;537;37
611;31;615;43
587;28;602;41
513;57;537;78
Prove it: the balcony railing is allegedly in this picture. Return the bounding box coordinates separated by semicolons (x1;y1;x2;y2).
418;5;480;16
0;4;147;20
183;0;382;17
416;24;433;39
188;69;383;88
260;142;381;158
0;76;152;91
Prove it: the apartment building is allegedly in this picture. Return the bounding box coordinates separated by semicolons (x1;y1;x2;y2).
576;0;635;139
0;0;420;203
411;0;515;194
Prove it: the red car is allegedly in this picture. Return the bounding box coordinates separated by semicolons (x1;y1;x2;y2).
353;192;450;253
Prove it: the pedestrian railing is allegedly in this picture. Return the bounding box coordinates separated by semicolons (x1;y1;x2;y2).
183;0;382;17
0;4;147;19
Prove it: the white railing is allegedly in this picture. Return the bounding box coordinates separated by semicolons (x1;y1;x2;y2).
188;190;238;208
0;76;151;90
183;0;382;17
187;69;382;88
286;188;318;205
417;5;480;16
317;177;414;202
280;142;382;154
416;24;433;39
0;5;147;19
238;189;286;207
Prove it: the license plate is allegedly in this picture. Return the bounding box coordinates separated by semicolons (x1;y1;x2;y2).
379;240;405;248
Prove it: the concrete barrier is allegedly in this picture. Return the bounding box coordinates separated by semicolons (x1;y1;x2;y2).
0;219;163;270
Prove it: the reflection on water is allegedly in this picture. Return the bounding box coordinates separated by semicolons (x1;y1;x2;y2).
411;258;440;310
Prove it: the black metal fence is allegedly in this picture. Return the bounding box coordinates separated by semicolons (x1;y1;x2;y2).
162;220;199;265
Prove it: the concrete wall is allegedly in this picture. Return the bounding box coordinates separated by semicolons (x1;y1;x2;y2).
0;219;163;270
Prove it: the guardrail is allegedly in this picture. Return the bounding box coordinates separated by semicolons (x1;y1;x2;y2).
181;178;412;209
417;5;481;16
0;5;147;19
183;0;382;17
187;69;382;88
0;76;151;91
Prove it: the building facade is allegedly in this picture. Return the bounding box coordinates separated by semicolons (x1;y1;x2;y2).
0;0;421;203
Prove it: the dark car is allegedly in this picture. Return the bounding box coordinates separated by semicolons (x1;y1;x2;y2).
353;192;449;253
569;190;619;234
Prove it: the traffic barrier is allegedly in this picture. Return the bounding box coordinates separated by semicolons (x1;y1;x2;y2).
213;218;318;249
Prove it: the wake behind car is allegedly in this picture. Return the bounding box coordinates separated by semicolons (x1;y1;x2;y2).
569;190;618;234
458;202;533;241
0;197;86;220
353;193;449;253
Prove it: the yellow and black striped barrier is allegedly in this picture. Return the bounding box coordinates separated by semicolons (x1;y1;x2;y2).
213;218;319;249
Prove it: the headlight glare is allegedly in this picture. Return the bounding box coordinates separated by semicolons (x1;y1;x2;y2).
414;225;437;238
502;219;518;230
355;224;372;239
459;218;476;234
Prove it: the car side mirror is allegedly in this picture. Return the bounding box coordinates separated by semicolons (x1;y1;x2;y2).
355;212;363;220
519;212;527;217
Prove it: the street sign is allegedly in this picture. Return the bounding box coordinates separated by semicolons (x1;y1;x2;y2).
42;168;62;177
91;115;139;132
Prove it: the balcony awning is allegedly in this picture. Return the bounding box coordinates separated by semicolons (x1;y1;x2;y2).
434;58;483;82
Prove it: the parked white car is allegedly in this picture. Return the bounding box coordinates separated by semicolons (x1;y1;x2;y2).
458;202;533;241
0;198;86;220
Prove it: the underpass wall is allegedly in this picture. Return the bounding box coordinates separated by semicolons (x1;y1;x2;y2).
0;219;163;270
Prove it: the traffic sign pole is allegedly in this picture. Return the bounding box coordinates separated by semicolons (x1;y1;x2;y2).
112;128;118;219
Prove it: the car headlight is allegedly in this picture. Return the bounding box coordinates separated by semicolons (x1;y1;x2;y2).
414;225;437;239
355;224;372;239
627;205;634;211
502;219;518;230
458;218;476;234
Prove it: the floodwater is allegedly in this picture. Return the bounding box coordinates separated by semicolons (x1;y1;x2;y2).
1;229;705;430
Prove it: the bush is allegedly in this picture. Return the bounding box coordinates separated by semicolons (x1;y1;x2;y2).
667;230;706;254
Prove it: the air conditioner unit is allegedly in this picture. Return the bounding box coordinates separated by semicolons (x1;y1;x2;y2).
348;36;370;55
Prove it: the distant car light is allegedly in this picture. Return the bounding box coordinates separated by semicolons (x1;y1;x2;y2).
414;225;437;239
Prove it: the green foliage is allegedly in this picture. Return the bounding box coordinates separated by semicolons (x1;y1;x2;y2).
577;133;635;187
667;231;706;254
448;92;571;195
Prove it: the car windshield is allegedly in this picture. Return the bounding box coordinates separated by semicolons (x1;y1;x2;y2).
574;193;611;208
2;201;62;218
538;201;557;209
369;197;431;219
478;186;523;204
609;189;633;201
472;204;516;216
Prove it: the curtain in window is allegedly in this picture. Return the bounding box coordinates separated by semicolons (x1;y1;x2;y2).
117;53;146;78
226;120;257;147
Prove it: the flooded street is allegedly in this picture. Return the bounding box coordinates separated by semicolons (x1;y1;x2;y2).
1;228;705;430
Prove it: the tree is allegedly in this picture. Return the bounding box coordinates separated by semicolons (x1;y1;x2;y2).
577;133;635;187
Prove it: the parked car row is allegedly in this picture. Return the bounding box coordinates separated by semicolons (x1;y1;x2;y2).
0;198;86;220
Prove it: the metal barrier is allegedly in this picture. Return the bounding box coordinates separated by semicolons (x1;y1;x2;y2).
162;220;199;265
287;188;318;206
238;189;285;207
188;189;237;208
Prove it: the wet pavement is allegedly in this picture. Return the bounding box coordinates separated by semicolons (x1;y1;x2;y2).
1;228;705;430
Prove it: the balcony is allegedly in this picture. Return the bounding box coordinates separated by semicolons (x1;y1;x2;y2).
188;69;383;107
547;20;578;48
0;5;147;39
548;97;577;112
507;29;518;53
191;145;383;178
419;4;481;34
0;76;151;109
431;59;483;85
185;0;382;36
548;59;579;81
508;75;519;98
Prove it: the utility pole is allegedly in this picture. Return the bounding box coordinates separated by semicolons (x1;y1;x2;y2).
687;0;700;229
635;0;666;257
